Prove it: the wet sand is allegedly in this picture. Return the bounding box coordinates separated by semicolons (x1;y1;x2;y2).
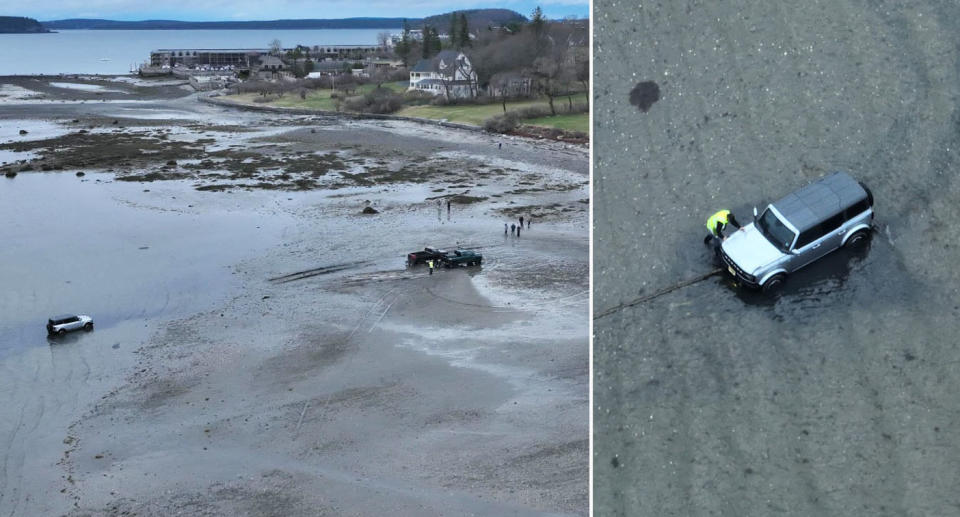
0;77;588;516
593;1;960;516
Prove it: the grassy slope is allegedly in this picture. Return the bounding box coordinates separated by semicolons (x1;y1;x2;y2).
524;113;589;133
223;85;588;131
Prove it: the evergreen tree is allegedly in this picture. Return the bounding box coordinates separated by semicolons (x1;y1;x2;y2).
422;26;434;58
396;19;412;65
458;13;471;48
431;27;442;54
449;13;459;48
530;6;545;37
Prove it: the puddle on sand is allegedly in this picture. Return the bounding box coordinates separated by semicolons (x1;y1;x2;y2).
719;234;918;322
0;172;294;360
105;107;205;121
48;82;129;94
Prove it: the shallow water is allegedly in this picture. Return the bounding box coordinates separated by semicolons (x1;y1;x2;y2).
0;29;384;75
0;173;293;359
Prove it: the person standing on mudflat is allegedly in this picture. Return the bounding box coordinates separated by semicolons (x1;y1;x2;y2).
517;225;521;238
519;215;524;228
511;223;516;235
504;223;508;235
527;217;531;229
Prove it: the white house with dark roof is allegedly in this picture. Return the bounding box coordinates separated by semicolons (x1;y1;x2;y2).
408;50;479;99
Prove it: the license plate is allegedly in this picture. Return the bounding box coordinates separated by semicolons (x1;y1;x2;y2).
728;266;736;276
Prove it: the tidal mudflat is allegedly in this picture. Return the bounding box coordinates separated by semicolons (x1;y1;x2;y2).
0;76;588;516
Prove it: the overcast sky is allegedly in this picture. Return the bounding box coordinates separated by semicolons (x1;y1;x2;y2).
5;0;587;22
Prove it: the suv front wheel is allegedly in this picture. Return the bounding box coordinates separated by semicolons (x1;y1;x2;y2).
83;322;93;331
762;273;786;293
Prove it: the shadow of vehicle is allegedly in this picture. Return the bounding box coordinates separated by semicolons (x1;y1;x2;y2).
46;330;88;346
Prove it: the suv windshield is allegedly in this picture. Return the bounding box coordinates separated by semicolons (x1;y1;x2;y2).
757;208;796;252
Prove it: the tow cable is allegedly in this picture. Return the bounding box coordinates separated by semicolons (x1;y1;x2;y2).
593;268;724;320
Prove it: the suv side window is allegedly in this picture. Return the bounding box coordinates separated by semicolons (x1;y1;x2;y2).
796;212;845;249
844;199;869;220
820;212;845;234
795;226;824;249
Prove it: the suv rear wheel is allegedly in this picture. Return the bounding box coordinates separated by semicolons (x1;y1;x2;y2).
762;273;786;293
845;229;870;248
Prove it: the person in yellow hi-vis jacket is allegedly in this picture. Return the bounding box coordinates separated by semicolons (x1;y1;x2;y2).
703;209;741;259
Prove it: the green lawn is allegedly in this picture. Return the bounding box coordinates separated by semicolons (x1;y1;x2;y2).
524;113;589;133
223;86;588;133
395;100;544;126
397;93;588;127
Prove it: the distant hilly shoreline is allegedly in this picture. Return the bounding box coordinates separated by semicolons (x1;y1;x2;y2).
0;16;52;33
38;9;528;31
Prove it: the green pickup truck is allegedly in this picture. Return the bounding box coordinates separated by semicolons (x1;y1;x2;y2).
442;249;483;267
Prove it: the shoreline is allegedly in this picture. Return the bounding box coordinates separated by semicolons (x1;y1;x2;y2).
201;93;590;145
0;73;589;145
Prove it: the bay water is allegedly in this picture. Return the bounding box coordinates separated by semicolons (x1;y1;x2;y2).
0;29;385;75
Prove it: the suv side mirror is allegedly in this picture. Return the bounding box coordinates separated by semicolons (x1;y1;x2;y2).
753;206;758;220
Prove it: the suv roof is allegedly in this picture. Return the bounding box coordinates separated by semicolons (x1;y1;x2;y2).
771;171;867;233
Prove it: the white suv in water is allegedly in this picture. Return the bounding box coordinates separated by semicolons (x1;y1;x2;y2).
47;314;94;336
720;171;874;292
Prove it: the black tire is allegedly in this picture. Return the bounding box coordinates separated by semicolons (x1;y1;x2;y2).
762;273;786;293
58;328;66;336
846;229;870;248
84;322;93;331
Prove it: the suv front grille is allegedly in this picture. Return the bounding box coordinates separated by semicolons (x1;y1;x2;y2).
720;248;756;285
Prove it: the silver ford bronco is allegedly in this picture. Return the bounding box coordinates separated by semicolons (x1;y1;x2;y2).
720;171;874;292
47;314;94;336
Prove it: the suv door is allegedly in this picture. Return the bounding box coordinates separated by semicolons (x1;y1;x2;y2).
790;226;827;270
817;212;847;252
791;212;845;269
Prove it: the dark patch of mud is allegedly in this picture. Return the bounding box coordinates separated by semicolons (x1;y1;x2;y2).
629;81;661;112
0;130;206;171
425;194;488;204
497;201;588;220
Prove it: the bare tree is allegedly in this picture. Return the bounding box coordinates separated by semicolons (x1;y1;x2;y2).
468;30;537;92
532;46;575;116
451;54;478;99
269;39;283;56
570;45;589;92
488;73;513;112
377;31;392;51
